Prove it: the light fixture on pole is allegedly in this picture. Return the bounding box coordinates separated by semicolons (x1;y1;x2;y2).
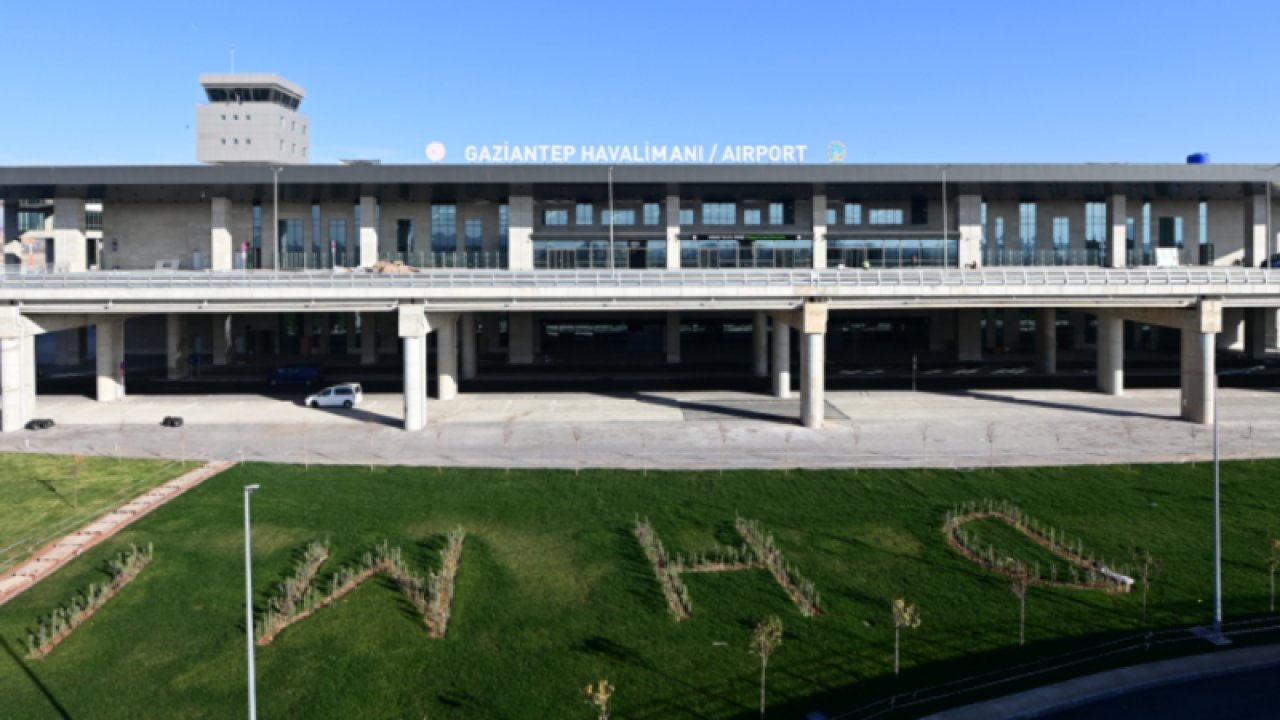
244;483;261;719
607;166;615;271
271;167;283;273
941;165;950;269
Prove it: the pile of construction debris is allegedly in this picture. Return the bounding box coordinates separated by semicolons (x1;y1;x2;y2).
369;260;415;274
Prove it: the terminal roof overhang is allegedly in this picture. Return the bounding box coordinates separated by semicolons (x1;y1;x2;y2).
0;164;1276;204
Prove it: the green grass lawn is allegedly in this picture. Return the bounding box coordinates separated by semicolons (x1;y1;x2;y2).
0;454;197;572
1;461;1279;719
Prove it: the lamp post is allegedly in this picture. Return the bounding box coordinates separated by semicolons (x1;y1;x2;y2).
941;165;950;269
607;166;615;271
243;483;261;719
271;167;283;272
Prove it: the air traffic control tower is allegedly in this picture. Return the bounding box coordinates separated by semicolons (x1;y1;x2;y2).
195;73;309;165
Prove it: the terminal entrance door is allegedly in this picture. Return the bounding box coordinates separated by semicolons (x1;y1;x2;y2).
625;241;648;269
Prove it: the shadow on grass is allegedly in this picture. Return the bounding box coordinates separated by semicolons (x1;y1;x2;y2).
1;637;72;719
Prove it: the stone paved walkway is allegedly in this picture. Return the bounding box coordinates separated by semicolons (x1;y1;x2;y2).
0;460;234;606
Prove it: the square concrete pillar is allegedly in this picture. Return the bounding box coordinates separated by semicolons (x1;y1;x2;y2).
983;309;998;350
432;313;458;400
1035;308;1057;374
798;302;828;428
1;336;33;432
1218;308;1245;351
1105;195;1127;267
1181;329;1216;424
166;314;185;379
665;193;681;269
52;198;87;272
957;195;982;267
811;188;828;269
95;316;126;402
1246;307;1276;358
1096;316;1124;396
211;197;233;271
752;311;769;377
211;314;230;365
509;313;535;364
508;195;534;270
929;311;955;353
358;196;379;268
665;312;681;364
1245;194;1268;267
958;309;983;362
360;312;378;364
399;305;429;431
1002;308;1020;350
460;313;478;380
771;319;791;399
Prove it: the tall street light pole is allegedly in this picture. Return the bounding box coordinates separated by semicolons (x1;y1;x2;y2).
244;483;261;719
941;165;950;268
608;166;615;271
271;167;283;273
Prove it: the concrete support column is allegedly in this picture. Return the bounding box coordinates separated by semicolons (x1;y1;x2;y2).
1071;311;1089;349
20;335;35;422
1105;195;1127;267
460;312;477;379
1245;194;1268;267
771;319;791;399
399;305;429;431
1181;329;1216;424
95;316;125;402
752;311;768;377
211;314;230;365
801;332;825;428
1246;307;1274;358
1;337;31;431
811;188;828;268
1096;316;1124;396
52;198;87;272
358;196;378;268
1181;299;1222;425
798;302;829;429
958;309;983;362
665;312;681;364
166;314;185;379
957;194;982;267
1002;308;1020;350
432;313;458;400
1218;308;1245;351
360;313;378;365
509;313;534;364
928;311;955;353
665;193;681;269
210;197;232;271
508;195;534;270
983;309;998;350
1035;308;1057;374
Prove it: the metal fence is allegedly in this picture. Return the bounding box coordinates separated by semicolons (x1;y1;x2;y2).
1;266;1277;292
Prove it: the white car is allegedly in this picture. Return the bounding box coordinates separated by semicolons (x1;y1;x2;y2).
305;383;363;409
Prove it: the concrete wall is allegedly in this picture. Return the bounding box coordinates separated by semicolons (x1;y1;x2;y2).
196;105;310;165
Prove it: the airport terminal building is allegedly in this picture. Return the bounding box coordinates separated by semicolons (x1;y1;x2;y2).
0;75;1278;432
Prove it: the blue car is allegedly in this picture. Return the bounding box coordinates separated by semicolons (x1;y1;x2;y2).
268;365;321;387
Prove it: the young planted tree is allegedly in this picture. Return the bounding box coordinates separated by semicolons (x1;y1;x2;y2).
750;615;784;719
1010;561;1029;646
581;678;614;720
891;597;921;676
985;422;997;471
571;425;584;475
1270;539;1280;614
850;423;862;470
1130;544;1161;624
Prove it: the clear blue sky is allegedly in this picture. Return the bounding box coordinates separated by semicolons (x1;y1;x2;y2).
5;0;1279;165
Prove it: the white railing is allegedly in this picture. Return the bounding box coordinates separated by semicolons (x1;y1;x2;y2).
0;267;1275;291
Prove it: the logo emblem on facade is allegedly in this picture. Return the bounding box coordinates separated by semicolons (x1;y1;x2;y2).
826;141;847;163
425;142;447;163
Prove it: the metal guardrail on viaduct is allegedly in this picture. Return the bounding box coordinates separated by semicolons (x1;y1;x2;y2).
1;267;1278;313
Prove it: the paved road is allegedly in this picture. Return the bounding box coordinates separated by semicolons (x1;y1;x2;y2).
2;388;1277;469
1038;665;1280;720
